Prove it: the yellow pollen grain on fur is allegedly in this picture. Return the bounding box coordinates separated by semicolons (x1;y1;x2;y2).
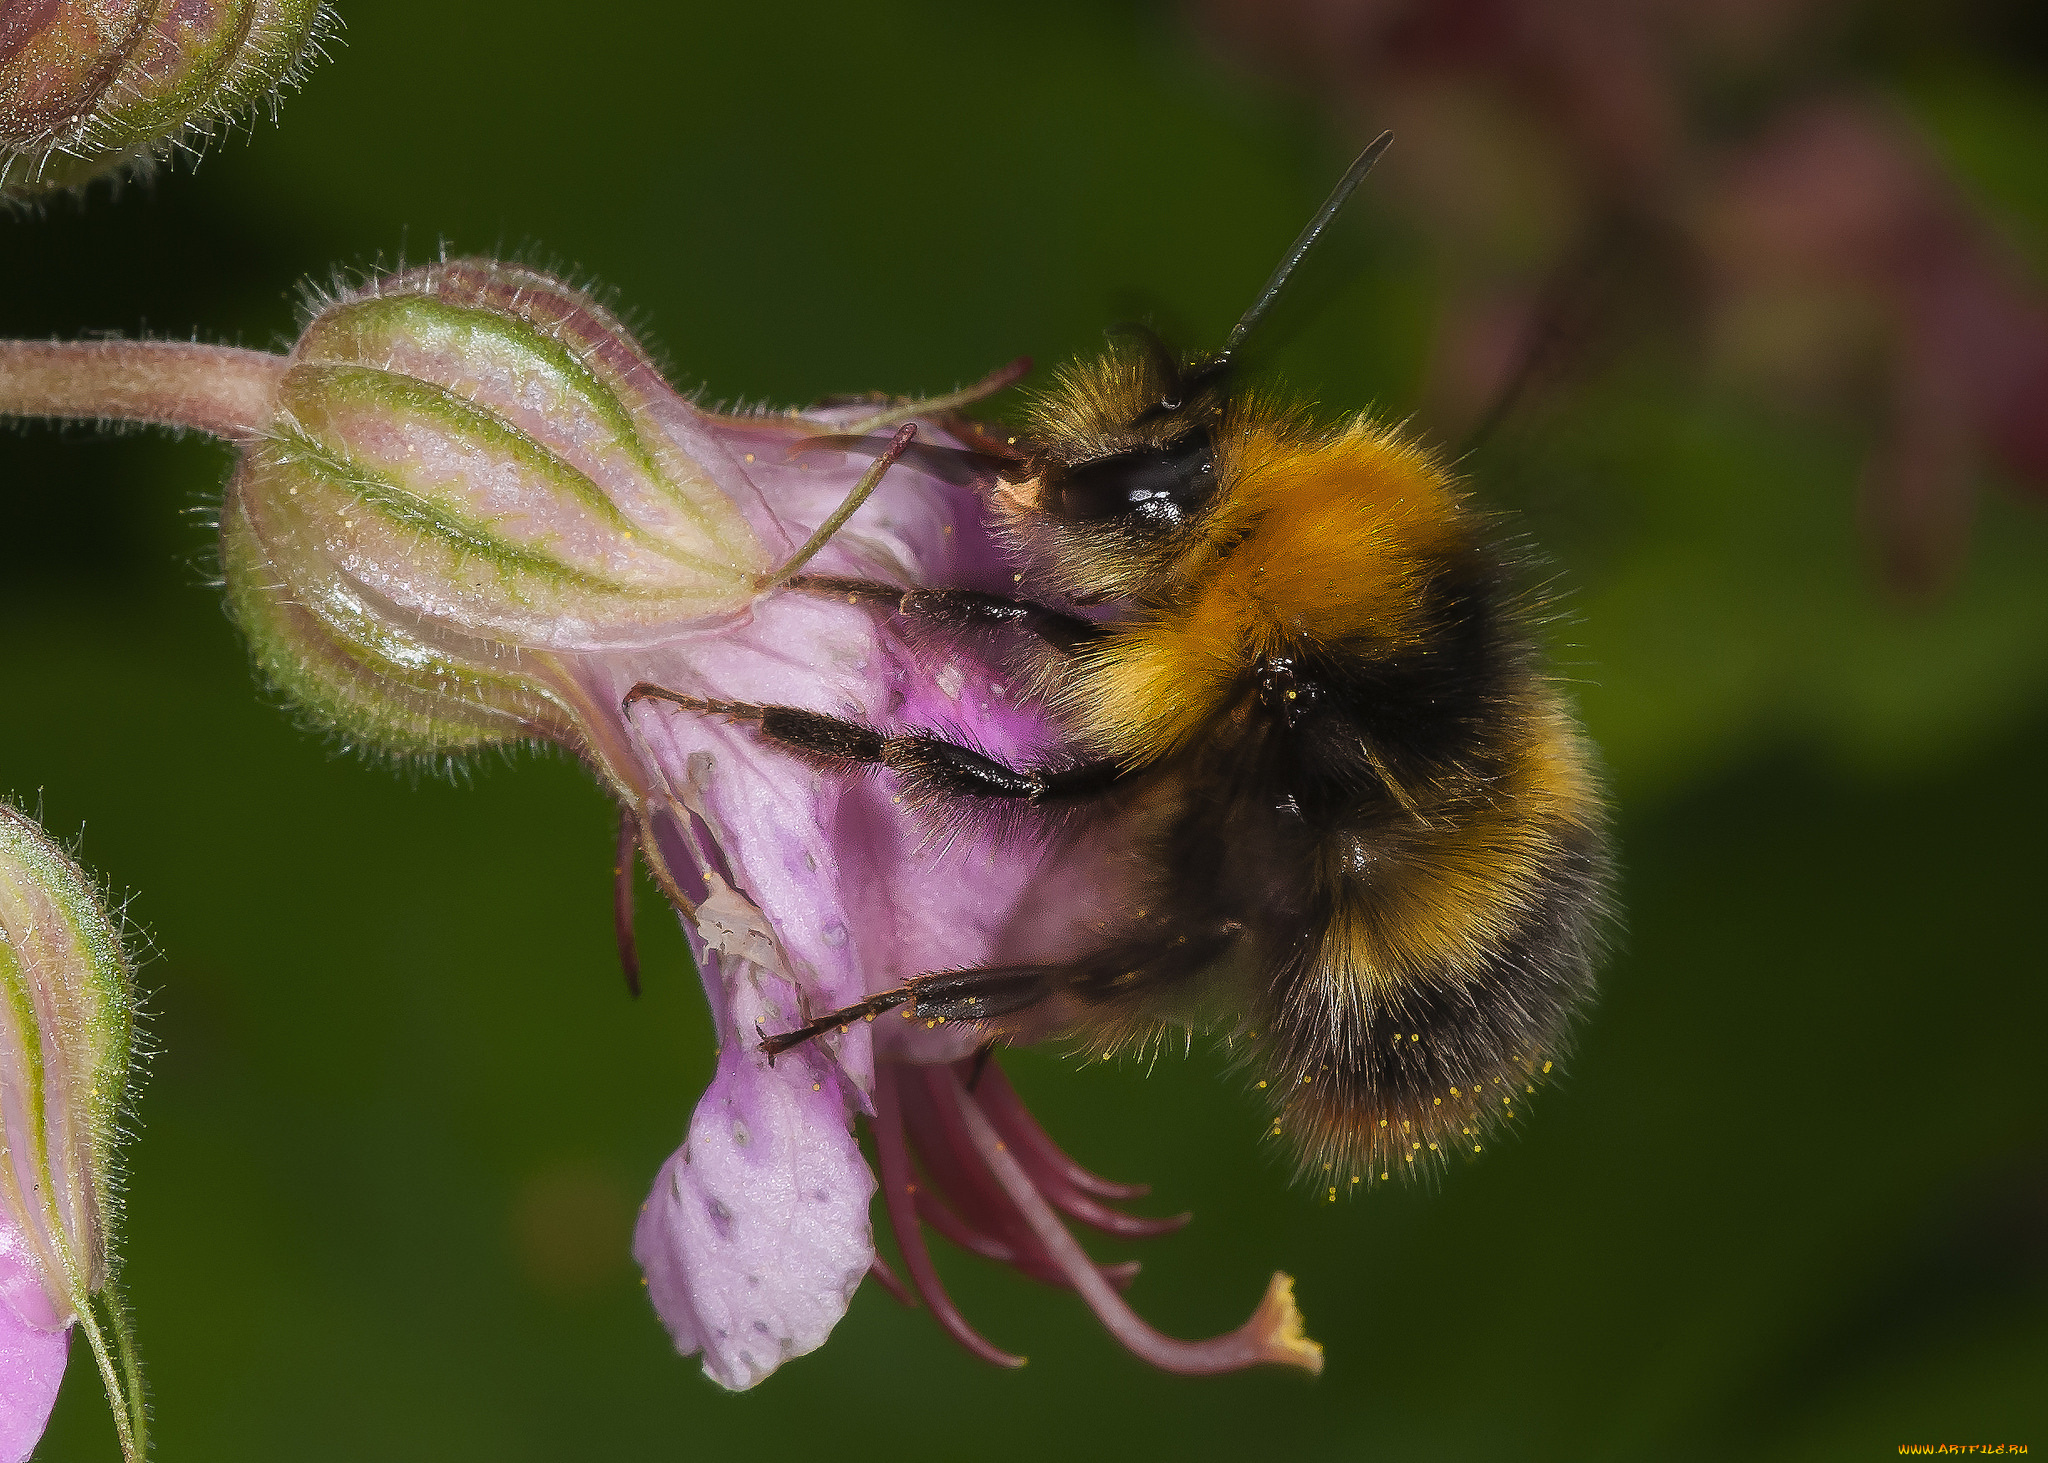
1302;1076;1312;1084
1257;1080;1267;1089
1433;1097;1441;1105
1450;1086;1460;1095
1379;1119;1387;1127
1429;1143;1438;1151
1526;1084;1535;1094
1409;1034;1419;1042
1543;1061;1554;1073
744;453;755;463
1327;1188;1336;1202
1381;1171;1389;1180
1350;1175;1360;1185
865;1013;875;1022
812;1083;820;1092
1104;1051;1113;1061
1474;1145;1482;1153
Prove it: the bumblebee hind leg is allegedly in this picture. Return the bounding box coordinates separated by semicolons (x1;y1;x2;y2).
758;921;1247;1060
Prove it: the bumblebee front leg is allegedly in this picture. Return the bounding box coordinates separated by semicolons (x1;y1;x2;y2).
782;575;1105;654
624;683;1124;805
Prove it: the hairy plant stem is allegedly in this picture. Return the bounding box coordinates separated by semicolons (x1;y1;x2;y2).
0;339;285;438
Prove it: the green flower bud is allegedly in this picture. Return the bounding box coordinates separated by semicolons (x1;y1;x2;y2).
221;260;772;781
0;805;143;1462
0;0;328;197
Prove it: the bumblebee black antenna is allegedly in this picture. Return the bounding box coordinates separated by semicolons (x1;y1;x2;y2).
1138;131;1394;421
1227;131;1393;361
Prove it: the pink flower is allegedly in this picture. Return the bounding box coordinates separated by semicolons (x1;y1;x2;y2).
3;259;1321;1389
618;408;1317;1385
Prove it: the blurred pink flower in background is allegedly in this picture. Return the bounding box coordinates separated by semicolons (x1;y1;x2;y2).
1192;0;2048;592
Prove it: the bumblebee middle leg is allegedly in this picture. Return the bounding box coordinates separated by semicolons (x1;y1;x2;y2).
624;684;1125;805
782;575;1105;655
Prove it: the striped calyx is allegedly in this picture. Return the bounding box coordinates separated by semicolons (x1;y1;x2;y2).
0;806;131;1325
221;260;770;782
0;804;143;1458
0;0;329;195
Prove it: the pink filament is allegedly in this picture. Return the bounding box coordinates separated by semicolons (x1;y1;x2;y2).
871;1065;1025;1368
866;1254;912;1307
874;1056;1311;1375
973;1061;1151;1199
946;1064;1316;1376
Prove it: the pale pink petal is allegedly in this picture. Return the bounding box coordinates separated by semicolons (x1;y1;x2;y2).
632;978;875;1391
618;428;1096;1385
0;1215;68;1463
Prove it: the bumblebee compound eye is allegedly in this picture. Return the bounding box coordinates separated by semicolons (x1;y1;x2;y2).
1045;427;1216;531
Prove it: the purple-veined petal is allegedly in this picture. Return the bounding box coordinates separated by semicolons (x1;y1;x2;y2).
631;963;875;1392
613;420;1109;1386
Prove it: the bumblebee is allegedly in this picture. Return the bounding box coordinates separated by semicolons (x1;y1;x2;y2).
631;135;1611;1183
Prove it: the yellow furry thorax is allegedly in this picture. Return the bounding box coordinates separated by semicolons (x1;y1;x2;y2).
1055;402;1484;768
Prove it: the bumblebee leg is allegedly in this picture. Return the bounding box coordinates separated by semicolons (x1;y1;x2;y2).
782;575;1104;654
758;921;1246;1060
760;963;1061;1058
624;682;1125;804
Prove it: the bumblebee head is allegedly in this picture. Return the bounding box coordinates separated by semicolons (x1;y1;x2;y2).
992;132;1396;609
991;338;1245;602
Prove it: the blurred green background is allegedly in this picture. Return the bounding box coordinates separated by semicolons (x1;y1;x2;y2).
4;1;2046;1459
